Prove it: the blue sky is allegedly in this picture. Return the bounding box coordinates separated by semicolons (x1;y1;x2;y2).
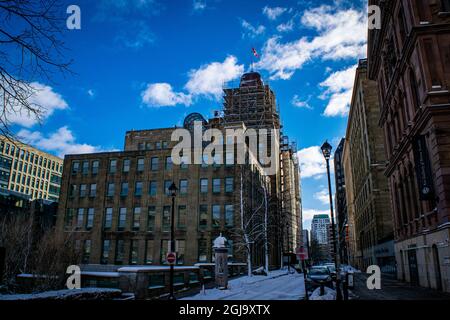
10;0;368;230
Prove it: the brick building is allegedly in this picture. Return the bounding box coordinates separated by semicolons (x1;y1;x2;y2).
342;139;357;267
334;138;349;264
55;72;302;270
368;0;450;291
343;59;395;272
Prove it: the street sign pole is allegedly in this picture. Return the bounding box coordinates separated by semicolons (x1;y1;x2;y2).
169;191;176;300
296;247;309;300
302;259;309;300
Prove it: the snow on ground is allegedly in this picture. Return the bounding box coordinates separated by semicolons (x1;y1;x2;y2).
340;265;361;273
0;288;121;300
183;269;305;300
309;287;336;300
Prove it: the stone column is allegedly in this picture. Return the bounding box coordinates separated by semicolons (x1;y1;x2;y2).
213;234;229;289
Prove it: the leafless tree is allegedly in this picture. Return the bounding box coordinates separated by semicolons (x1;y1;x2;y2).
0;0;72;138
0;212;81;293
0;212;35;287
230;166;275;276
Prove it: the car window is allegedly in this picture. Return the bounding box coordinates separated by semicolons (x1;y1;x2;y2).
309;268;328;275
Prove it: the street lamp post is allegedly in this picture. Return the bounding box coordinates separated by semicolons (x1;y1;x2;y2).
321;141;342;301
168;182;178;300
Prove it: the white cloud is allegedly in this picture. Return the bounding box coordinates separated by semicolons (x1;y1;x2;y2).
255;36;311;80
256;5;366;80
262;6;287;20
17;127;111;158
5;82;68;128
141;83;192;107
292;95;311;109
298;145;334;179
193;0;206;11
298;146;327;179
141;56;244;107
241;19;266;38
320;64;357;117
314;188;330;205
184;55;244;99
115;21;155;49
276;19;294;32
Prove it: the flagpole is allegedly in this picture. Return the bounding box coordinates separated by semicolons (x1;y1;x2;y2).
251;53;254;72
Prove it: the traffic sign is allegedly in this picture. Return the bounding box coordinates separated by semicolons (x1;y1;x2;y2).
167;252;176;264
296;247;308;261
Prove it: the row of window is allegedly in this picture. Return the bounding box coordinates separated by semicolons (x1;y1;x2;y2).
9;184;47;199
83;238;234;265
66;204;235;232
136;140;171;151
0;141;62;173
69;178;235;199
71;154;235;176
10;172;51;190
11;160;58;182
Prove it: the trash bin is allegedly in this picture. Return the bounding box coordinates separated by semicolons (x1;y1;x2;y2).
347;272;354;289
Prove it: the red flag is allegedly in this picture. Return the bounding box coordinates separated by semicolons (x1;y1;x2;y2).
252;48;259;58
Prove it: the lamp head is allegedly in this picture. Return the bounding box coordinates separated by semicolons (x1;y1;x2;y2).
168;182;178;197
321;140;332;160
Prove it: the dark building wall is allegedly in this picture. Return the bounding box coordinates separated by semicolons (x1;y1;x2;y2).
368;0;450;291
334;138;348;264
345;59;394;271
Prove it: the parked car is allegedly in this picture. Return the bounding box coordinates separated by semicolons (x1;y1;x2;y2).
323;263;337;280
306;266;333;290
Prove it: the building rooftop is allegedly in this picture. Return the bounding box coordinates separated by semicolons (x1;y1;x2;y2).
239;72;263;87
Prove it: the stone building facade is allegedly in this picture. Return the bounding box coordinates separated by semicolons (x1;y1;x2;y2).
334;138;349;264
0;135;63;202
280;137;302;253
342;139;357;267
55;72;302;270
343;59;395;272
56;120;273;267
368;0;450;291
311;214;330;245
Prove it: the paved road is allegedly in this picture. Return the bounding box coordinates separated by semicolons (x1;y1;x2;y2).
351;273;450;300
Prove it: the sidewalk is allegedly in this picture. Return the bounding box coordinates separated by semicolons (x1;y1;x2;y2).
351;273;450;300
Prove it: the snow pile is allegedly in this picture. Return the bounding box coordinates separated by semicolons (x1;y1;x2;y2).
0;288;122;301
183;269;305;300
309;287;336;301
341;265;361;273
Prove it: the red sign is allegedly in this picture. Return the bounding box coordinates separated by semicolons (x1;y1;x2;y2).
167;252;176;264
296;247;308;261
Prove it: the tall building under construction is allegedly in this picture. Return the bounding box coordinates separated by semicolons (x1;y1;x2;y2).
222;71;302;256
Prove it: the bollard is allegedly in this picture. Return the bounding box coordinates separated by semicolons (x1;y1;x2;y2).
320;283;325;296
343;273;349;300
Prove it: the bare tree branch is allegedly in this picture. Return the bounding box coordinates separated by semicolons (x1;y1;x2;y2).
0;0;72;138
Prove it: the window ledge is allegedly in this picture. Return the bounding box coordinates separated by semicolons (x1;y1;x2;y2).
428;89;449;95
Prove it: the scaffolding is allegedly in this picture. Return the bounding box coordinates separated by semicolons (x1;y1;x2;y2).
215;71;301;258
222;74;280;130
